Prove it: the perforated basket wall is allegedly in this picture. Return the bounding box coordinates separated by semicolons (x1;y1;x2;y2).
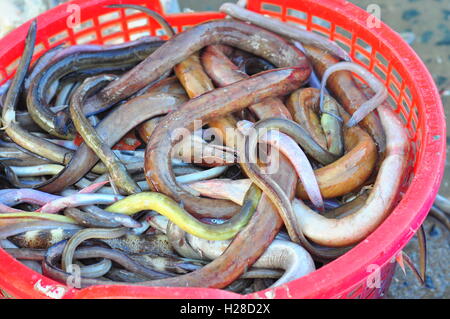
0;0;445;299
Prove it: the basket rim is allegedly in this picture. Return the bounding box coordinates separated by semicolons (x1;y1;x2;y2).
0;0;445;299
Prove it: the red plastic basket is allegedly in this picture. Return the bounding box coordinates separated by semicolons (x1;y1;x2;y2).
0;0;445;299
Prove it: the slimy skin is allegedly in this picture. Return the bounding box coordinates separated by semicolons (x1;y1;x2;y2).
105;185;261;241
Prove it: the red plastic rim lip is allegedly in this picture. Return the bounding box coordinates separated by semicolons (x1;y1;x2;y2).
0;0;446;299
